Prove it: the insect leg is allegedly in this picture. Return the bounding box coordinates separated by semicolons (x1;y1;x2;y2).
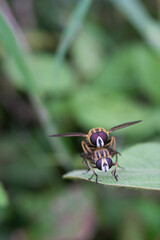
81;141;98;182
111;161;118;181
83;169;90;174
115;153;125;169
81;141;93;154
109;148;121;157
81;141;92;170
82;158;91;174
109;136;116;151
118;164;125;169
86;161;98;183
80;150;94;174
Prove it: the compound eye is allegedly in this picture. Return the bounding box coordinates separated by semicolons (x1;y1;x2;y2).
90;133;99;146
96;158;109;172
106;158;113;168
96;158;102;170
99;132;108;143
90;132;108;146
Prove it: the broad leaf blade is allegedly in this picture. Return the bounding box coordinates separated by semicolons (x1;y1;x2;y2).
63;143;160;190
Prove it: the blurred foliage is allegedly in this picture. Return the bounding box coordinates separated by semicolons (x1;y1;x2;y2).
3;54;78;97
0;0;160;240
0;183;8;208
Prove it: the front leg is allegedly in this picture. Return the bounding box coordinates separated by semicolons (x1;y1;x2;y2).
109;136;116;151
81;141;93;155
108;147;121;157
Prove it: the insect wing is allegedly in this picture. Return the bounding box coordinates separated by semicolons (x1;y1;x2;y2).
108;120;142;133
50;132;87;137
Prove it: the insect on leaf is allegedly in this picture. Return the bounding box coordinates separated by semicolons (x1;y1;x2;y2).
63;143;160;191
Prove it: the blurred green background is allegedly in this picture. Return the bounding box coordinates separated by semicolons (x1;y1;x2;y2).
0;0;160;239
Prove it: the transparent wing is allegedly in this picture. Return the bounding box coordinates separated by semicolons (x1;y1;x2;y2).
50;132;87;137
108;120;142;133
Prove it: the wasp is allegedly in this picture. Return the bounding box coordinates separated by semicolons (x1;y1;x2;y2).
80;147;120;183
50;120;142;155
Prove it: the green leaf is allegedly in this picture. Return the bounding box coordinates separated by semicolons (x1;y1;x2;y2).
63;143;160;190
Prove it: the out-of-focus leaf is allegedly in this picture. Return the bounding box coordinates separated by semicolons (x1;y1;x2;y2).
70;89;159;140
131;44;160;105
95;187;160;237
110;0;160;54
71;22;109;79
120;213;144;240
136;201;160;232
91;43;160;102
91;45;133;91
64;143;160;190
0;9;37;93
0;183;8;208
54;0;92;76
0;7;72;168
0;133;56;187
3;53;77;97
